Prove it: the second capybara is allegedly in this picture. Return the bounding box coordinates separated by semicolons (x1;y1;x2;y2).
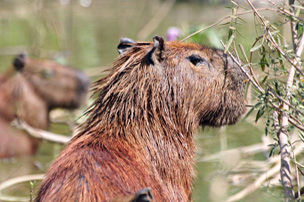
13;54;90;110
0;54;89;158
36;36;246;201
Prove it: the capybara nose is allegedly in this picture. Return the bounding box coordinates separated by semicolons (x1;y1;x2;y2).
76;71;90;96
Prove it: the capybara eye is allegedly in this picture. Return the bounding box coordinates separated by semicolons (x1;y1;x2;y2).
186;54;206;66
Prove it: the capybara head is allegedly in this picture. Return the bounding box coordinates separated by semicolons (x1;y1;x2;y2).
94;36;246;130
13;54;89;110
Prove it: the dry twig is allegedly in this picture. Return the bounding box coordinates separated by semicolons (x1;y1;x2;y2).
137;0;176;40
12;119;71;144
0;174;44;202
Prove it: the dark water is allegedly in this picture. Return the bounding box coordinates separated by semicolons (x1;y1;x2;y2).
0;1;281;201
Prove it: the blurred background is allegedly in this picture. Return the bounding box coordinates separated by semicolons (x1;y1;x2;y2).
0;0;284;201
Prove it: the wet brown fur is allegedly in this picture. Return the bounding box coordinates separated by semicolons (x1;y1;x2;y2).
0;56;89;158
36;38;246;202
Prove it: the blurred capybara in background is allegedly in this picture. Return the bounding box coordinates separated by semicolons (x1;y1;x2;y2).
15;53;89;110
36;36;246;202
0;54;89;158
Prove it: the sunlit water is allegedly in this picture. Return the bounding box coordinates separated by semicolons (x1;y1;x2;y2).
0;1;281;201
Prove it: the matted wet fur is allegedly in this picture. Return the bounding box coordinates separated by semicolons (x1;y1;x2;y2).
36;36;246;202
0;54;89;158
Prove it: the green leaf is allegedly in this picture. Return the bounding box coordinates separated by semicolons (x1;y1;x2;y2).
265;118;270;136
243;107;255;120
299;132;304;143
261;75;268;84
260;55;268;71
250;44;262;52
225;35;234;53
296;22;304;36
269;146;275;157
255;106;265;122
228;29;233;40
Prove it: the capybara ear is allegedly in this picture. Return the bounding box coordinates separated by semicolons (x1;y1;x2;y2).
13;53;26;72
152;36;165;63
131;188;153;202
142;36;165;66
117;38;136;54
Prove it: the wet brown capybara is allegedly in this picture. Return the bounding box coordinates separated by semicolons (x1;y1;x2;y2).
35;36;246;202
0;54;89;158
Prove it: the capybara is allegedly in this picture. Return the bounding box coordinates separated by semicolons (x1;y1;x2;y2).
35;36;246;202
14;54;89;110
0;54;89;158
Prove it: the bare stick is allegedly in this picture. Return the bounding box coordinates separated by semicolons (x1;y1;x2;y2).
137;0;176;40
268;87;304;117
278;1;304;199
294;152;301;201
0;174;44;202
226;141;304;202
181;8;274;42
220;40;265;94
226;163;281;202
238;44;261;89
12;119;70;144
199;142;269;162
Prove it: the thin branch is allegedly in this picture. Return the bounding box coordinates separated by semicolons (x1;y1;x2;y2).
238;44;262;89
288;117;304;132
219;40;265;94
0;174;44;202
11;119;70;144
293;152;301;201
226;141;304;202
295;161;304;169
268;87;304;117
181;8;275;42
267;0;304;24
137;0;176;40
199;143;267;162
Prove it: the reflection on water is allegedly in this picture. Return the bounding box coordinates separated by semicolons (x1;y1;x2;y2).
0;1;280;201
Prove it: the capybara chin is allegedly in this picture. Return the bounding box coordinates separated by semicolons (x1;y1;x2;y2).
36;36;246;202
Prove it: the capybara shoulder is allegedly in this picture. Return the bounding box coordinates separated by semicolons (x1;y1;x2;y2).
36;36;246;202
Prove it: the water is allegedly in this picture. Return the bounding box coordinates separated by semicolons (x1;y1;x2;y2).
0;1;281;201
